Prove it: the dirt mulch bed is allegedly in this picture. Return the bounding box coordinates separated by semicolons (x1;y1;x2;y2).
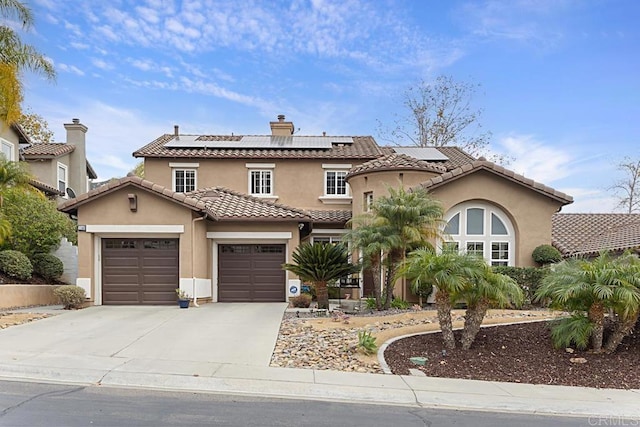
384;321;640;390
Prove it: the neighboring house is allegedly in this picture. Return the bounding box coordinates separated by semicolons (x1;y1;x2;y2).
21;118;97;200
58;115;576;306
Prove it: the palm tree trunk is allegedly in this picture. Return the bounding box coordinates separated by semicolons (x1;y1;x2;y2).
383;251;402;310
316;281;329;310
370;258;383;311
461;299;489;350
604;312;639;354
435;290;456;350
588;302;605;352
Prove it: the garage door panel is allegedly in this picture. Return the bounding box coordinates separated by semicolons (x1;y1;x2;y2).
218;244;285;302
102;238;179;305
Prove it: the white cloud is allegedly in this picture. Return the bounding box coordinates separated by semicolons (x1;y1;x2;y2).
58;63;85;76
559;187;619;213
91;58;114;71
70;41;89;50
496;134;572;183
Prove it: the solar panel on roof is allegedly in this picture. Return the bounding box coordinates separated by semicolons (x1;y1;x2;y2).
164;135;354;149
393;147;449;161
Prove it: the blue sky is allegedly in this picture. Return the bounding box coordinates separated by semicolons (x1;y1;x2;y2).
16;0;640;212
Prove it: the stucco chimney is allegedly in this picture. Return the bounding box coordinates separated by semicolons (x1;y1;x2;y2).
63;118;88;195
269;114;294;136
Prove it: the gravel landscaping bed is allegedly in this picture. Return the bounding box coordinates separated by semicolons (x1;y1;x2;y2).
384;320;640;389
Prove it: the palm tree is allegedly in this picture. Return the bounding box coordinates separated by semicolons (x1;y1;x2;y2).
343;219;388;310
603;252;640;353
398;249;481;349
536;251;640;353
459;262;524;350
1;0;55;123
365;186;444;309
282;242;360;310
0;155;32;206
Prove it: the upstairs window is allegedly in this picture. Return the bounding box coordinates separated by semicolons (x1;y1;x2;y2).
325;170;347;196
57;163;68;195
364;192;374;212
250;170;273;195
170;163;198;193
1;139;14;161
173;169;196;193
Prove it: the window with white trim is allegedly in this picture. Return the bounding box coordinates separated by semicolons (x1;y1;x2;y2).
250;170;273;196
173;169;196;193
0;138;14;161
443;202;515;266
57;163;67;195
325;170;347;196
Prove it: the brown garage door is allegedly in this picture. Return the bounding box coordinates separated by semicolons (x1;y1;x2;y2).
102;238;179;305
218;244;285;302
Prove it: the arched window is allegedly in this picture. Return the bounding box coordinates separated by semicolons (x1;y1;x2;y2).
443;202;515;266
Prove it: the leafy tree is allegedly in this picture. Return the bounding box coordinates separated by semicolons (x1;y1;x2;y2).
346;186;444;310
536;251;640;353
131;161;144;178
459;263;524;350
609;157;640;213
1;186;74;257
0;154;31;205
0;0;55;123
282;243;359;310
398;249;482;349
532;244;562;265
379;75;500;161
17;108;54;143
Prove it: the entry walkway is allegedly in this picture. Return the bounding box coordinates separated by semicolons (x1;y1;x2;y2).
0;305;638;418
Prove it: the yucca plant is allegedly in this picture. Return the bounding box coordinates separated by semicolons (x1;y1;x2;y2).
283;243;359;310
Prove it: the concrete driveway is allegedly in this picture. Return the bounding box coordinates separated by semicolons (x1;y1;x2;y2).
0;303;287;371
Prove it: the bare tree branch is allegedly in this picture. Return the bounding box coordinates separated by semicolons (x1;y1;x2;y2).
609;157;640;213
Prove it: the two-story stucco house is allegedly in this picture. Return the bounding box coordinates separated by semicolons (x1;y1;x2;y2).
0;118;97;199
58;115;576;306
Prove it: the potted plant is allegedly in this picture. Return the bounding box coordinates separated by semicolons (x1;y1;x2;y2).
175;289;190;308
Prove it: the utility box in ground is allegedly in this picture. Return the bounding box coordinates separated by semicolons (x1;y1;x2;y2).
287;279;301;298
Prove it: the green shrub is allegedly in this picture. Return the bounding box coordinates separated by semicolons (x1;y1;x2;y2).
493;266;548;306
411;281;433;302
357;330;378;355
53;285;86;309
364;297;377;310
1;188;76;257
532;244;562;265
291;293;312;308
328;285;340;299
31;253;64;282
0;250;33;280
391;298;410;309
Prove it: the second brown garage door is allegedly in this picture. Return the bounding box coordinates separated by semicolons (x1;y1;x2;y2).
218;244;285;302
102;238;179;305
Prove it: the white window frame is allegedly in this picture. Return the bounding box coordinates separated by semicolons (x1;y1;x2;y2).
442;202;515;266
172;168;197;193
324;170;348;197
57;162;68;197
364;192;374;212
246;163;276;198
0;138;14;161
249;169;273;196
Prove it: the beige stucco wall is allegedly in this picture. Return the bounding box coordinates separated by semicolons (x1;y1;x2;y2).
26;153;72;193
0;285;61;309
347;169;441;215
145;158;367;210
429;170;564;267
75;186;204;301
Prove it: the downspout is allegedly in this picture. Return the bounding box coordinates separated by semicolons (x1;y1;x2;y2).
191;213;207;307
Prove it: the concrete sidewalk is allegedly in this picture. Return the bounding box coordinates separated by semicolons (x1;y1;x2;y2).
0;306;638;418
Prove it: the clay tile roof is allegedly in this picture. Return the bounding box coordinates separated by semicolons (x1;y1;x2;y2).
552;213;640;256
22;143;75;157
58;176;209;214
133;134;383;160
346;153;447;179
188;187;309;221
29;179;63;196
416;159;574;205
306;209;352;223
379;146;476;171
